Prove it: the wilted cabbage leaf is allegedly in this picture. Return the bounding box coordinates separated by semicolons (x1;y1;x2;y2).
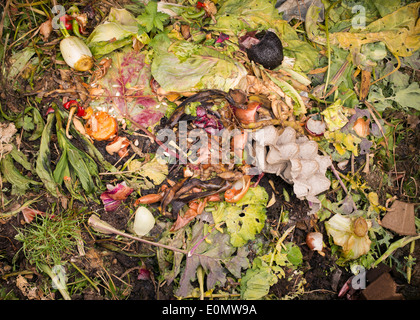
324;131;361;157
151;41;248;93
90;47;166;129
240;257;278;300
130;156;168;185
87;8;147;57
213;0;281;32
321;100;350;131
7;47;36;84
308;1;420;58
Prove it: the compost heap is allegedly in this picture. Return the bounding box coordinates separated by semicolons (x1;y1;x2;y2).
2;0;420;300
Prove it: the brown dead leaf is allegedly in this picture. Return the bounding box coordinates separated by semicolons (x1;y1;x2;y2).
39;19;53;42
407;114;420;129
170;208;199;232
16;275;44;300
0;122;17;158
359;69;371;100
308;66;328;75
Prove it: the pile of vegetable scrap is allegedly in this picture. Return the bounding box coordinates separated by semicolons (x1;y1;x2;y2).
1;0;420;301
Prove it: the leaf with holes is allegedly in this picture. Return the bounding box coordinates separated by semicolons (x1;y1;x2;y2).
212;186;268;247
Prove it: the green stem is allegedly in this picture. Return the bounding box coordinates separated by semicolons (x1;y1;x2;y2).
69;261;100;293
322;1;340;98
39;264;71;300
59;21;71;38
54;105;63;131
406;240;416;284
373;235;420;268
71;19;86;39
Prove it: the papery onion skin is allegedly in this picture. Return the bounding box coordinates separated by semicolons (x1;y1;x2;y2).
133;206;155;236
352;117;370;138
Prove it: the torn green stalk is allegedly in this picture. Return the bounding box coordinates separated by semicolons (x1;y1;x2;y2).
373;235;420;268
39;264;71;300
322;0;340;98
88;215;189;255
406;240;416;284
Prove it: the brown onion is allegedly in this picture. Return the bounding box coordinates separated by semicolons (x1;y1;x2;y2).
234;101;260;125
353;118;370;138
306;232;324;251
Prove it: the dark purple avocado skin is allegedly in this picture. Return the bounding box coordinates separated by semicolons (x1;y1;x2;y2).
246;31;284;70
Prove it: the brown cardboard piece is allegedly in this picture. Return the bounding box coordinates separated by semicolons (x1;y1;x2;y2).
381;200;417;236
362;272;404;300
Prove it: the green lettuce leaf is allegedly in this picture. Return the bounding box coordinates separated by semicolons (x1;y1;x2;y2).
151;41;248;92
87;8;148;57
240;257;278;300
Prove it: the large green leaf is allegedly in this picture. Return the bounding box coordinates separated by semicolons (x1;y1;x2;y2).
151;42;248;93
212;186;268;247
35;113;59;197
240;258;278;300
0;154;41;195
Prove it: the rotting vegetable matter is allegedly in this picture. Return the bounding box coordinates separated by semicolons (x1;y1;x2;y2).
1;0;419;302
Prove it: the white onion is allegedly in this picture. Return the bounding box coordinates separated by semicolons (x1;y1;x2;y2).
60;36;93;71
133;206;155;236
